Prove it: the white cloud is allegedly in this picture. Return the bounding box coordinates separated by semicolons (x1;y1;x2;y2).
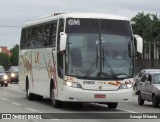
0;0;160;47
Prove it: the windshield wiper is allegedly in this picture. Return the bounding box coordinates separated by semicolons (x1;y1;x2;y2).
102;47;119;80
103;56;130;79
84;44;99;78
84;58;97;77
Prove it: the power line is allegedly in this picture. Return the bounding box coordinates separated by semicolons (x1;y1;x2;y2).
0;25;20;28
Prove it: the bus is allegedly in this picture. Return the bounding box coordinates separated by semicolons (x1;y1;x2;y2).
19;12;143;109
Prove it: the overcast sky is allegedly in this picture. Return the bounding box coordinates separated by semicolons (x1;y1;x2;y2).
0;0;160;48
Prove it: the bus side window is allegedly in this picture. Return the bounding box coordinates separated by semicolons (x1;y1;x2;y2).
57;19;64;50
24;28;29;48
57;19;64;78
28;28;32;48
43;24;50;47
20;29;25;49
50;20;57;47
37;25;44;47
31;27;37;48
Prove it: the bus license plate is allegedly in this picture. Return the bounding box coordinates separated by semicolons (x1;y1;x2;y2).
94;94;106;98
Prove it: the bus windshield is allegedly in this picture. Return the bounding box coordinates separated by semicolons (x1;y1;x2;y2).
65;18;133;80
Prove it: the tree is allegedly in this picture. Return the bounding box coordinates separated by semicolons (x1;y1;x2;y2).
131;12;152;42
0;52;10;70
131;12;160;43
10;44;19;66
150;14;160;42
131;12;160;59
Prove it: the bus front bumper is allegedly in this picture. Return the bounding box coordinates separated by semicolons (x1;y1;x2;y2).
59;86;132;103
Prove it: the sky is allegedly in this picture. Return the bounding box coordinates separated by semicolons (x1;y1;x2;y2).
0;0;160;49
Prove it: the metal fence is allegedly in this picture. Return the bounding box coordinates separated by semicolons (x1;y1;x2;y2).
135;59;160;74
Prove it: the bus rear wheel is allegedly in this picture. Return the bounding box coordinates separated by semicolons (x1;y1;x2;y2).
50;88;62;108
26;81;35;100
107;103;118;109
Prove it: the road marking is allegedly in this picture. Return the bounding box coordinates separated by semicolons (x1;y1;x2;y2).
25;107;38;112
51;119;60;122
0;98;10;102
10;84;15;87
10;84;19;88
117;108;138;113
11;102;22;106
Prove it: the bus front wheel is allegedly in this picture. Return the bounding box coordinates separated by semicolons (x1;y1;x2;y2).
50;88;62;108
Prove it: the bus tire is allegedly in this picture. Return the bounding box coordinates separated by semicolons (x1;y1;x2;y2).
50;88;62;108
36;95;43;101
107;102;118;109
26;81;35;100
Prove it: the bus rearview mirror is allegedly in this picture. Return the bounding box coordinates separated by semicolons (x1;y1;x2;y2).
60;32;67;51
134;35;143;54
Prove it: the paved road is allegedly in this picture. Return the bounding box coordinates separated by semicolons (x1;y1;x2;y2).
0;84;159;122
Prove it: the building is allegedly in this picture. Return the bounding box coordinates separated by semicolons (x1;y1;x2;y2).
143;41;160;59
0;46;11;56
135;41;160;74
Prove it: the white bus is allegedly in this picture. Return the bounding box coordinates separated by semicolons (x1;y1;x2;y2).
19;12;143;108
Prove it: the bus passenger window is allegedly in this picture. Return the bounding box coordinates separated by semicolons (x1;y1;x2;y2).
30;27;37;48
28;28;32;48
37;25;44;47
50;21;57;47
20;29;26;49
43;24;50;46
57;19;64;78
57;19;64;50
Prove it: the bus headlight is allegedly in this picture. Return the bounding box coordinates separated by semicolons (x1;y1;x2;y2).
3;75;8;80
118;83;132;89
66;82;82;88
11;73;16;77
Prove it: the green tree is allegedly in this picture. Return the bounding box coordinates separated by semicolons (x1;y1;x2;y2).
131;12;160;59
131;12;152;42
131;12;160;43
0;52;10;70
10;44;19;66
150;14;160;42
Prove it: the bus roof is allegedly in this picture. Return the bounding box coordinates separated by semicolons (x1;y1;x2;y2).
22;12;130;28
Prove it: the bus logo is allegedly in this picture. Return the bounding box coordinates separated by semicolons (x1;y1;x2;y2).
68;19;80;25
